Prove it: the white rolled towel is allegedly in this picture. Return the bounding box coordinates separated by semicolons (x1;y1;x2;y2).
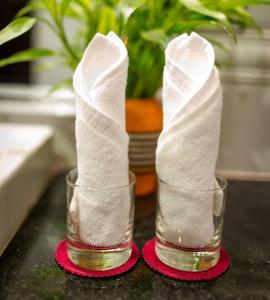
71;32;130;246
156;32;223;248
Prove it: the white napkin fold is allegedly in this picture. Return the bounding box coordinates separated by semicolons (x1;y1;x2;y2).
71;32;130;246
156;32;223;248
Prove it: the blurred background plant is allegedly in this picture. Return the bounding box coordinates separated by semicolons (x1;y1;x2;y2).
0;0;270;97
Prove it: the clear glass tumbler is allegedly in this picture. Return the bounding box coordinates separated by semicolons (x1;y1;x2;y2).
66;169;136;271
155;174;227;272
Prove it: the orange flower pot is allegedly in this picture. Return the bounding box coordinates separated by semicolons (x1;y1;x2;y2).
126;98;163;197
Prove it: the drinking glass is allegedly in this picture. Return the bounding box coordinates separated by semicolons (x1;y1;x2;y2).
66;169;136;270
155;174;227;272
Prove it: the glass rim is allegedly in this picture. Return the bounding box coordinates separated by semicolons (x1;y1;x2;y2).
157;173;227;192
66;168;136;191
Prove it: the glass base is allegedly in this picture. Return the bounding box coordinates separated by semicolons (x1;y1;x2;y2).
155;238;220;272
67;240;132;271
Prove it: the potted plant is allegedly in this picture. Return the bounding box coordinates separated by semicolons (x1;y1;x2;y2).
0;0;269;195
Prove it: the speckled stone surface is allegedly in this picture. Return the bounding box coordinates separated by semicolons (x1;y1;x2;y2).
0;174;270;300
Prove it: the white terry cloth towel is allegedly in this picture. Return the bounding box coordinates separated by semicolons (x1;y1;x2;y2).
71;32;130;246
156;32;223;248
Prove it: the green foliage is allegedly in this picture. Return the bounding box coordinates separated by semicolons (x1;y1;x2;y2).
0;0;269;97
0;48;54;68
179;0;236;40
0;17;36;46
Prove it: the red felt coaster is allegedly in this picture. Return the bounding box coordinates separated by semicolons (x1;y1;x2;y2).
142;239;230;281
55;239;139;277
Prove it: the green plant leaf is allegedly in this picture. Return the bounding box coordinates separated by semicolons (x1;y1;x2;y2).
15;4;35;17
118;0;146;36
0;17;36;47
42;0;56;17
119;0;146;19
15;1;46;17
0;48;55;68
72;0;92;18
60;0;72;16
97;5;118;34
141;29;168;48
168;20;219;33
229;7;261;32
179;0;236;41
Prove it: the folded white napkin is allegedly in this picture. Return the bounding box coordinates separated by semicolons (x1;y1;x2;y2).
71;32;130;246
156;32;223;248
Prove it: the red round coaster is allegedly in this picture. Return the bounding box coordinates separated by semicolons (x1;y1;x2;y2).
142;239;230;281
55;239;139;277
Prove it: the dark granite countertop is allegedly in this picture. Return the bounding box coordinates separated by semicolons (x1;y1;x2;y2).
0;174;270;300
